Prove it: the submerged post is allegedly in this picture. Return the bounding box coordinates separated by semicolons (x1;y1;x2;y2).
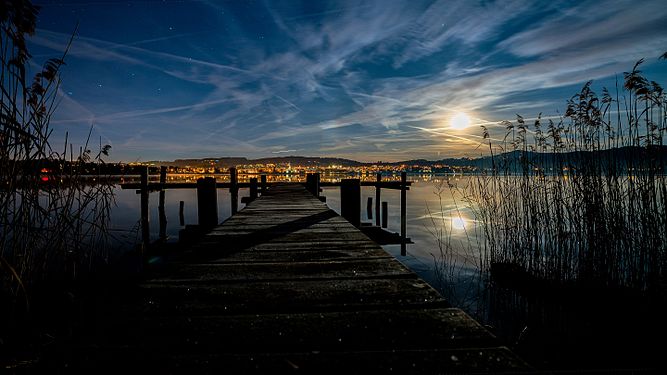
375;173;381;227
381;201;388;228
260;174;267;194
400;171;407;256
340;178;360;227
249;177;258;201
197;177;218;229
158;166;167;240
230;167;238;215
140;167;150;251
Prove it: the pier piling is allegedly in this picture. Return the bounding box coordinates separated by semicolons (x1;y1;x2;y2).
340;178;360;227
401;172;407;256
140;167;150;251
249;178;258;201
229;167;238;215
367;197;373;220
197;177;218;229
375;173;381;226
158;166;167;240
179;200;185;226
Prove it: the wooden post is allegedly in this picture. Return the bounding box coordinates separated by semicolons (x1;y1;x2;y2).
260;174;267;194
229;167;238;215
197;177;218;229
306;173;319;197
306;173;314;195
366;197;373;220
179;200;185;226
249;177;258;201
401;171;407;256
381;201;388;228
375;173;381;227
140;167;150;251
340;179;360;227
158;166;167;240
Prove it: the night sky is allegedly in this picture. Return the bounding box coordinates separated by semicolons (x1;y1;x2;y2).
30;0;667;162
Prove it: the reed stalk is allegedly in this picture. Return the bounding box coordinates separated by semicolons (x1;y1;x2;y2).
469;56;667;292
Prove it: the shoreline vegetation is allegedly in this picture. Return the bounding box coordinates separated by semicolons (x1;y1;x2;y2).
1;2;115;367
472;56;666;292
458;55;667;369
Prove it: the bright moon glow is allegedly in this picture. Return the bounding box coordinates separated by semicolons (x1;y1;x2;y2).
451;216;466;230
450;112;471;130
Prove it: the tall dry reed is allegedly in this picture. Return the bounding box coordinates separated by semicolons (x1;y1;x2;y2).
470;56;667;292
1;2;114;302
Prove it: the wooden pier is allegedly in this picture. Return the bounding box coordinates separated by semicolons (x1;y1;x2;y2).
123;168;414;253
44;183;529;373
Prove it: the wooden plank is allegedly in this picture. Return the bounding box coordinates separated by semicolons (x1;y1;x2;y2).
200;248;391;263
41;346;526;373
191;240;381;252
129;278;447;315
76;308;499;353
162;347;527;373
203;231;372;241
150;259;414;282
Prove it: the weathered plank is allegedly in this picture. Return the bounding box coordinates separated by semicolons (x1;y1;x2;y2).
78;308;498;352
44;346;527;374
150;258;414;282
127;278;446;315
199;248;391;263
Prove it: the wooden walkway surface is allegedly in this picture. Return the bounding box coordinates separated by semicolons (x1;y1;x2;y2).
46;184;529;373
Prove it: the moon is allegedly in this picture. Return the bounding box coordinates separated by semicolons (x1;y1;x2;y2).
450;112;470;130
451;216;466;230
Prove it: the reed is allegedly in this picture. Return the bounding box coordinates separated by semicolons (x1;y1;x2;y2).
1;2;114;303
469;55;667;293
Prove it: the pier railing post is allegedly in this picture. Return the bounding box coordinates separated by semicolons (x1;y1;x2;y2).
260;174;267;194
400;171;407;256
249;177;258;201
375;173;381;226
340;178;360;227
230;167;238;215
140;166;150;252
381;201;388;228
158;166;167;241
197;176;218;229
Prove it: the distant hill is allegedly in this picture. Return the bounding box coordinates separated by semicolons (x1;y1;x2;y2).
150;156;364;168
146;146;667;170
